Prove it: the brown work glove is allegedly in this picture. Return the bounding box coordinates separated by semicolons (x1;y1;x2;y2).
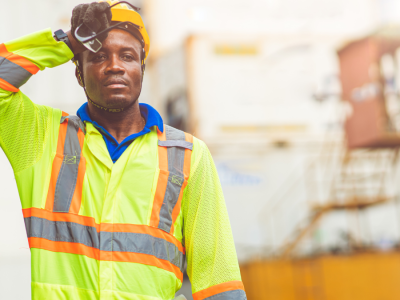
71;2;112;41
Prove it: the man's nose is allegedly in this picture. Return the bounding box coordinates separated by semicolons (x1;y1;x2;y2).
104;55;125;75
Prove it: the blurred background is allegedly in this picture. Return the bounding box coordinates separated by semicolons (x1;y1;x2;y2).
3;0;400;299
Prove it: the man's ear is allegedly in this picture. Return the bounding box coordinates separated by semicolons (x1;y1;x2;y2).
75;67;84;87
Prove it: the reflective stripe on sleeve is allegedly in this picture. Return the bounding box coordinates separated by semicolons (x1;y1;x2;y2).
0;43;39;91
0;78;19;92
23;208;185;281
192;281;246;300
0;57;33;88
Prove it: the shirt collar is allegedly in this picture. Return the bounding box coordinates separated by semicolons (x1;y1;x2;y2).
77;102;164;134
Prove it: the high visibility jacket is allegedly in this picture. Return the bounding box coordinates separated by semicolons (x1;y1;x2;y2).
0;29;246;300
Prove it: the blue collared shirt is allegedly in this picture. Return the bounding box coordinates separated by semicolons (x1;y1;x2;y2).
77;102;164;163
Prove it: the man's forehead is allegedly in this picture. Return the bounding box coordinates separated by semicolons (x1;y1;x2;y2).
102;29;142;48
80;29;141;59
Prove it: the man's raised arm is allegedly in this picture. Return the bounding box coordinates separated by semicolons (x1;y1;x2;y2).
0;29;75;174
0;2;109;174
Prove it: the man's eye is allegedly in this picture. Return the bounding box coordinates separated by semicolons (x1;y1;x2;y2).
122;54;134;61
93;54;106;61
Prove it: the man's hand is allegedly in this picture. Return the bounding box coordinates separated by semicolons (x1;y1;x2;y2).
62;2;112;55
71;2;112;40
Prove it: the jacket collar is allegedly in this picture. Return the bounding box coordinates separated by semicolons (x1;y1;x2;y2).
77;102;164;138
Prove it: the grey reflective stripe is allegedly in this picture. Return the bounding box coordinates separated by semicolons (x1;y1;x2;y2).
158;125;187;232
100;232;185;272
53;116;85;212
25;217;99;249
158;177;185;232
61;116;86;134
158;140;193;150
165;125;186;140
204;290;247;300
24;216;185;271
0;56;32;88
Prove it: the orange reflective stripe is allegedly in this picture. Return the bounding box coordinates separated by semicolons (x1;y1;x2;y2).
0;44;40;74
23;208;185;253
69;128;86;214
57;112;69;153
78;128;85;149
183;132;193;181
0;77;19;92
112;251;183;282
169;182;186;236
150;129;168;228
28;237;99;259
69;156;86;214
28;238;183;282
150;170;169;228
23;207;99;229
192;281;245;300
45;112;69;211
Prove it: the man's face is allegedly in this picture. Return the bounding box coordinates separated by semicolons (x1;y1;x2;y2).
79;29;142;110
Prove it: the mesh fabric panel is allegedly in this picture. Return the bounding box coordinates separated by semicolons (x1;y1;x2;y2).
0;90;52;173
182;139;242;293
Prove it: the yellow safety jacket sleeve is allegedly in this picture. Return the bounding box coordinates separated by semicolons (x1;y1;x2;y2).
183;138;246;299
0;29;73;173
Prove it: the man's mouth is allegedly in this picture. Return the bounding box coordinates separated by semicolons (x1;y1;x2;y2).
104;78;128;89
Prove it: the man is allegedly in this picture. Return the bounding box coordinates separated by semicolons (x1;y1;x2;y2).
0;1;246;299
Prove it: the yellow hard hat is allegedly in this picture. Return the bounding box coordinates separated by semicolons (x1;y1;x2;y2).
99;0;150;62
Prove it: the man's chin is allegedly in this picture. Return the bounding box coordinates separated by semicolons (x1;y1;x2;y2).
100;96;135;109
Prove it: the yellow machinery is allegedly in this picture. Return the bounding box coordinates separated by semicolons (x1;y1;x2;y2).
241;252;400;300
